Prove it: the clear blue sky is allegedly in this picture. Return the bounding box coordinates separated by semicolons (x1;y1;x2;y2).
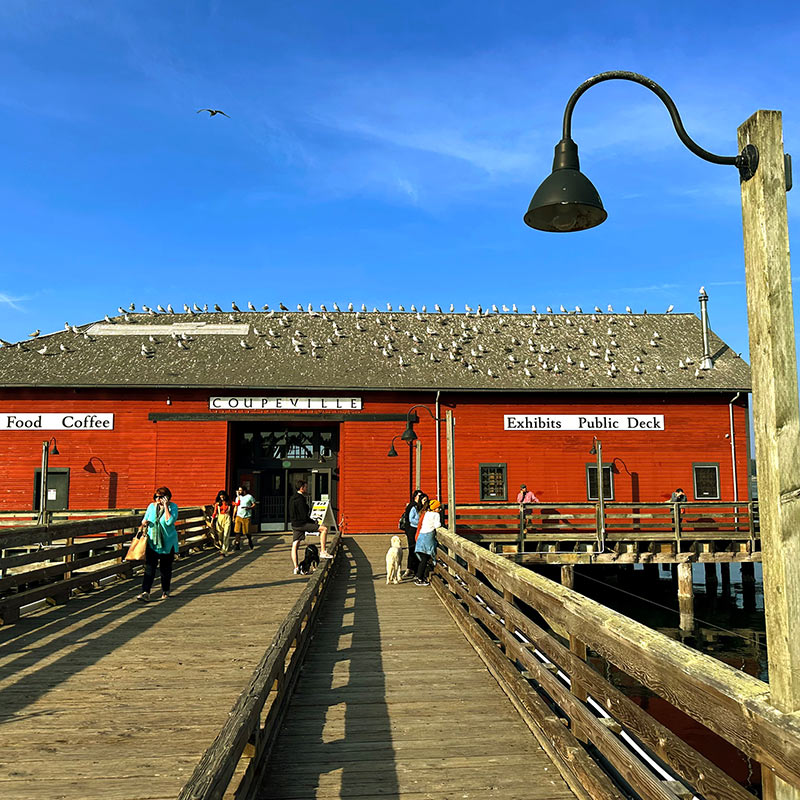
1;0;798;361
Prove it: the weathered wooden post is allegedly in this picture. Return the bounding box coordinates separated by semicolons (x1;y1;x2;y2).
739;109;800;800
677;561;694;632
560;564;575;589
445;409;456;535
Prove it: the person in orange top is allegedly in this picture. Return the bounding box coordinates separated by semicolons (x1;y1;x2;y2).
211;490;234;556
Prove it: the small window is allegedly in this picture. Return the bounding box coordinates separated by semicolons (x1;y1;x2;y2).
480;463;507;501
693;463;720;499
586;464;614;501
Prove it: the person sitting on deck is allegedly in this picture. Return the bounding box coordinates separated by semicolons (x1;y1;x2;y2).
670;488;687;503
517;484;539;503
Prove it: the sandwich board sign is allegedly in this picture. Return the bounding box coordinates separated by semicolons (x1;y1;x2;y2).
310;499;339;533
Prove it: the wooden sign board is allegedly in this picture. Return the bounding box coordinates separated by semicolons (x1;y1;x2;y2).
310;500;339;533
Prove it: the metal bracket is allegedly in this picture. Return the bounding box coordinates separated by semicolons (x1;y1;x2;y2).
786;153;793;192
736;143;759;182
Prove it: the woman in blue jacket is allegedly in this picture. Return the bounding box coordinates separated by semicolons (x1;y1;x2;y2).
136;486;180;602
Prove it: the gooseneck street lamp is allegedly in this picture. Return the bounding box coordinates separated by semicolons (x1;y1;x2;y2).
527;70;798;795
37;437;59;525
524;70;764;233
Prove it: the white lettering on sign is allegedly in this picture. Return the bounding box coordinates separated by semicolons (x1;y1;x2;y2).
504;414;665;431
209;396;362;411
0;413;114;430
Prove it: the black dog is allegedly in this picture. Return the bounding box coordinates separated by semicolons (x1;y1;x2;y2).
299;543;320;574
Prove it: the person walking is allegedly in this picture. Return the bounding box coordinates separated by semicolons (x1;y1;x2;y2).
233;485;256;550
289;479;333;574
136;487;179;602
401;489;424;579
211;490;234;556
414;498;441;586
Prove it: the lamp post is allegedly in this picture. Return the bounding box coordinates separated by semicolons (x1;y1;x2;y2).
37;437;59;525
387;434;414;496
527;70;797;799
401;404;446;500
589;437;605;549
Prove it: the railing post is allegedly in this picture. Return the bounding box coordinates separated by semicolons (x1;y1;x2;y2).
518;505;525;553
673;502;682;553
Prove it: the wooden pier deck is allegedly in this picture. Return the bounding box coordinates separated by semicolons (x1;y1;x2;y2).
0;534;310;800
258;536;574;800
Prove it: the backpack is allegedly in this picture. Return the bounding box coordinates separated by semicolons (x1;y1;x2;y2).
398;512;406;531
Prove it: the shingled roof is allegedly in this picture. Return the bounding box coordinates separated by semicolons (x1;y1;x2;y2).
0;308;750;392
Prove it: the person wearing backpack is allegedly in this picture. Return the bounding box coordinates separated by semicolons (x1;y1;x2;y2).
401;490;424;579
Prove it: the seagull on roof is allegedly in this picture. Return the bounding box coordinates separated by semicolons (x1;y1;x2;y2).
231;302;240;312
197;108;230;117
157;304;166;313
262;304;269;310
129;303;136;311
37;344;48;354
546;306;553;313
240;340;253;349
492;304;499;313
560;304;567;313
666;304;674;313
167;304;175;314
625;305;632;314
247;301;256;311
29;329;40;338
435;304;442;313
607;304;614;312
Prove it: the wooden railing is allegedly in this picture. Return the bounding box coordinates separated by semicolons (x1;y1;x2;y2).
0;507;211;624
453;500;759;553
0;508;146;528
433;527;797;800
178;532;340;800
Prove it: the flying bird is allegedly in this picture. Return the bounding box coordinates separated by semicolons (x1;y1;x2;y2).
197;108;230;117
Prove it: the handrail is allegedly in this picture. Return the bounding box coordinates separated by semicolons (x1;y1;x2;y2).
434;526;797;795
0;507;212;624
178;532;340;800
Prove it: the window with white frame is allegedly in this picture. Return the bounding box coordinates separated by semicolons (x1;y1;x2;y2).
693;463;720;499
586;463;614;501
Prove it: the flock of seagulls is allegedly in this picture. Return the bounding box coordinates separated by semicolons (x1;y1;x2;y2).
0;301;727;383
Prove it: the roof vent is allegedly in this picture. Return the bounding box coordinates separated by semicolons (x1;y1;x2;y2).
698;287;713;370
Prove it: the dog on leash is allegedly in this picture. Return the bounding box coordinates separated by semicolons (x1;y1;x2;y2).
386;535;403;584
299;543;320;575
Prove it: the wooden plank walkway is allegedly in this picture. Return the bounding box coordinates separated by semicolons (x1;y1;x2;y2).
0;534;309;800
259;535;576;800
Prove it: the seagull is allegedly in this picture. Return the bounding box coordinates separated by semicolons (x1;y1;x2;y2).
177;339;189;350
59;343;70;352
248;301;256;311
626;305;632;314
129;303;136;311
240;340;253;349
29;329;40;338
262;304;269;310
607;304;614;312
559;304;567;313
594;306;602;313
279;303;289;311
531;305;537;313
197;108;230;117
37;345;48;355
232;302;241;312
666;304;674;313
333;302;340;312
167;304;175;313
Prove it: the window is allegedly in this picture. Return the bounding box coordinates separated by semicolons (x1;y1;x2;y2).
693;463;720;499
586;464;614;501
480;463;507;500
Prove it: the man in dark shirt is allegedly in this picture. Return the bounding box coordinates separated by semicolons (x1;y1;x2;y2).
289;480;332;574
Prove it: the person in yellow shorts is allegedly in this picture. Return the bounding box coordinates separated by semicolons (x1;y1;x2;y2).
233;485;256;550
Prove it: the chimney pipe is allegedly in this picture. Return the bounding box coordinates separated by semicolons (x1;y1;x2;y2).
699;286;713;370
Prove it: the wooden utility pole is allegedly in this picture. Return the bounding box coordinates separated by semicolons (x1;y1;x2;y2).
738;109;800;800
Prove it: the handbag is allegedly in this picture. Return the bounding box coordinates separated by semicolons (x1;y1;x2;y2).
125;531;148;562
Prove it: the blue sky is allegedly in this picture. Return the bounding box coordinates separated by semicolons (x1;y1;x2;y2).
0;0;798;361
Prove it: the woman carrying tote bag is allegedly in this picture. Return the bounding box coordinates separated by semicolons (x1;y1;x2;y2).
135;486;180;602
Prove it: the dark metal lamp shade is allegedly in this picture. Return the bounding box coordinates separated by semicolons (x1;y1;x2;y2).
524;138;607;232
387;443;398;457
400;421;417;443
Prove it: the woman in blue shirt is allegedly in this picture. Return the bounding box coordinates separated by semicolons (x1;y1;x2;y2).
401;490;424;579
136;486;180;602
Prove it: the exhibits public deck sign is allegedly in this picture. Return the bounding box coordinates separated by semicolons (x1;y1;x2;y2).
2;413;114;430
210;396;362;411
504;414;665;431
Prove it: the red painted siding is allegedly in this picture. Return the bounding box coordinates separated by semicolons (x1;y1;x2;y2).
0;388;750;532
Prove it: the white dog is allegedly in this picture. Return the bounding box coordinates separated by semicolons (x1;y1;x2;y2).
386;535;403;584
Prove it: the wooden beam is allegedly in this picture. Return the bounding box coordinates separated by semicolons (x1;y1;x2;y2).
739;108;800;800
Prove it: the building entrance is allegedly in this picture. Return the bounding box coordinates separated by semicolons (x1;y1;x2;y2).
232;424;338;531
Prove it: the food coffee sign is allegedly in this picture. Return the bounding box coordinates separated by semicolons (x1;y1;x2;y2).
1;413;114;430
504;414;664;431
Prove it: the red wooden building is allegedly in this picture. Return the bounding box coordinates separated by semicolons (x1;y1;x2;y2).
0;302;750;532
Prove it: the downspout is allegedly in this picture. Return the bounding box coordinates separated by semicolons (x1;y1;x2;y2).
729;392;741;501
435;390;442;500
699;287;714;370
